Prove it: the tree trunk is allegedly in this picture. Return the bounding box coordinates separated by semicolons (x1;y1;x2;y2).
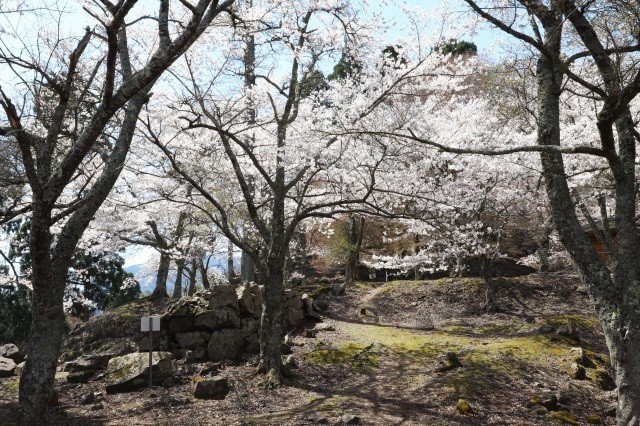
200;258;210;289
172;259;185;298
538;220;552;273
227;239;234;282
18;213;67;424
187;259;197;296
345;216;364;286
482;255;497;313
240;250;255;283
152;251;170;298
258;250;285;383
533;15;640;422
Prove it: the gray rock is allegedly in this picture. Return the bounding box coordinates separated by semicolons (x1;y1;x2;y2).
67;370;96;384
528;392;558;411
0;344;24;363
283;355;297;369
65;353;112;372
175;332;209;350
340;414;360;424
569;363;586;380
435;352;463;372
313;323;335;332
0;356;17;377
185;348;207;363
105;352;175;393
168;316;194;333
236;282;263;318
208;285;239;311
283;290;305;329
191;376;230;400
537;325;555;334
207;329;243;361
194;308;240;331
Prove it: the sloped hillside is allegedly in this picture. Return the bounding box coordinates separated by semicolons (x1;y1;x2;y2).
0;272;616;425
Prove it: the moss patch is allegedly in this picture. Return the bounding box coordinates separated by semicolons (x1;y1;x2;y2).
304;342;380;371
549;410;579;424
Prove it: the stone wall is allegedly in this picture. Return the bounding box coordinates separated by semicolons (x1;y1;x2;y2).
139;283;310;363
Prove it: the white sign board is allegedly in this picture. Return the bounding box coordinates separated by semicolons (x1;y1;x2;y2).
141;316;161;332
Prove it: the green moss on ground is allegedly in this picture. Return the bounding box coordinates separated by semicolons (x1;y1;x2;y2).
304;342;380;371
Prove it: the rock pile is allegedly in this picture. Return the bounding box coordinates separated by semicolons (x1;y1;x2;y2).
141;284;316;364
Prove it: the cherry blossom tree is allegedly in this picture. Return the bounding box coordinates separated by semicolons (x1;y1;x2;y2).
0;0;233;421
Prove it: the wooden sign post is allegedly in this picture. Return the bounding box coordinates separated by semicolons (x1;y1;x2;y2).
140;316;161;389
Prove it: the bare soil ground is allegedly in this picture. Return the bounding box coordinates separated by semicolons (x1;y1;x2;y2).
0;272;616;425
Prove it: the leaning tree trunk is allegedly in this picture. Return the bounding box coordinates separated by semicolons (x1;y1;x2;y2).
151;251;170;298
534;16;640;423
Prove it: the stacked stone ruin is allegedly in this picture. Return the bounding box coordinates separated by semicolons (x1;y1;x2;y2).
156;283;307;363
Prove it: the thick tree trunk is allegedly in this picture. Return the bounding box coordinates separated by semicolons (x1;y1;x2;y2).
172;259;185;298
152;251;170;298
258;251;285;383
18;214;67;424
240;250;255;283
533;16;640;423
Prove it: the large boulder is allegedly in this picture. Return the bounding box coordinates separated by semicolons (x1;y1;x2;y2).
236;282;263;319
283;290;305;329
64;353;113;372
0;356;16;377
175;332;209;350
168;316;194;334
207;329;243;361
208;285;239;311
105;352;175;393
0;344;24;363
191;376;230;400
194;308;240;331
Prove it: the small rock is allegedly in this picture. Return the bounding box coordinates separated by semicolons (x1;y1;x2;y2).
537;325;555;334
410;301;418;307
549;410;579;425
557;391;571;405
283;355;297;369
0;344;25;363
589;369;616;391
191;376;230;400
281;343;293;355
556;325;571;336
302;329;317;338
91;402;105;411
585;413;602;424
81;392;98;405
15;361;25;376
524;315;535;323
435;352;463;372
455;399;473;415
569;363;586;380
576;286;588;295
340;413;360;424
528;392;558;411
67;370;95;384
313;323;335;332
0;356;17;377
605;405;617;417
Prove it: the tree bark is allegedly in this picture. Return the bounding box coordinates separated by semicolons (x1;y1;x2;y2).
172;259;185;298
152;251;170;298
187;258;197;296
538;220;553;272
258;249;285;382
345;215;364;286
482;255;497;313
227;239;234;282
